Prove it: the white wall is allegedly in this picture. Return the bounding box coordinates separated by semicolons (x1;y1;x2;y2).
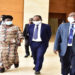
24;0;49;29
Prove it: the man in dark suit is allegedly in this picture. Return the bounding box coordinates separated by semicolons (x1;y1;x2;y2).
54;12;75;75
28;15;51;74
23;18;33;57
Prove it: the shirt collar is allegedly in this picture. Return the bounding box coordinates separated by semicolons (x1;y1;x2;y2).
70;23;75;28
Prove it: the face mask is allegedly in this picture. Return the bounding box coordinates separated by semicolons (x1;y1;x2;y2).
67;17;75;23
33;21;42;25
5;21;12;25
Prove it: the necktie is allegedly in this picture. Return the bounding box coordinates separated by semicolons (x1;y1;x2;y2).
33;25;38;39
68;24;74;45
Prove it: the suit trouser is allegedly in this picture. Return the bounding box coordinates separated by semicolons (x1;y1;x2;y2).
60;46;75;75
25;39;30;55
30;41;47;71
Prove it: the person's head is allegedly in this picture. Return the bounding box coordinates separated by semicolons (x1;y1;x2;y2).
67;12;75;23
29;18;33;24
33;15;42;25
62;20;65;24
0;15;6;21
3;15;13;26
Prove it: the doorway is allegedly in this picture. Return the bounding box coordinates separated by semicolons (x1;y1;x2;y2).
49;13;66;35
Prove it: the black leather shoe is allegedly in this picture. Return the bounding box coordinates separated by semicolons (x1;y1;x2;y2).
14;63;19;68
35;71;40;74
33;67;35;70
24;54;29;58
0;68;5;73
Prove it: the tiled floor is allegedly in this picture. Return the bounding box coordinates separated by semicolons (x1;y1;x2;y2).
1;36;61;75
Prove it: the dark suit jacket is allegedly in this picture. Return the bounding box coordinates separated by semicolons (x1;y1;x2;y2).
72;35;75;54
23;24;30;39
28;23;51;47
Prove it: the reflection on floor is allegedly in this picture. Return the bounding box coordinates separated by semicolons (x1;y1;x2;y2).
1;36;61;75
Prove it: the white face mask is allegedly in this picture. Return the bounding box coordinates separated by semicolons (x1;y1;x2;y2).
67;17;75;23
5;21;12;25
33;21;42;25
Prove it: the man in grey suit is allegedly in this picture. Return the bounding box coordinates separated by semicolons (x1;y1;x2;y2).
54;12;75;75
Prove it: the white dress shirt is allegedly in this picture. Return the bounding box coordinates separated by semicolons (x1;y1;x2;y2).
32;23;42;42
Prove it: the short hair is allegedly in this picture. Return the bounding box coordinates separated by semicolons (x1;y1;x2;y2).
68;12;75;17
34;15;42;21
1;15;6;18
29;18;33;21
1;15;6;20
3;15;13;21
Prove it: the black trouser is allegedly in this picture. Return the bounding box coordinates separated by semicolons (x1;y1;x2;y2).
25;39;30;55
60;46;75;75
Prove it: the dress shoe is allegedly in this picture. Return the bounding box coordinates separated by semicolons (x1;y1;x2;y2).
0;68;5;73
33;67;35;70
14;63;19;68
35;71;40;74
